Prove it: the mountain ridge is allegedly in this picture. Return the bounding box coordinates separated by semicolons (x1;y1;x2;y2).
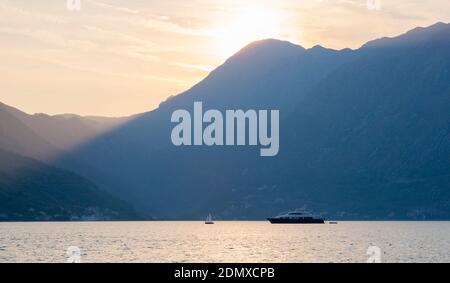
362;21;450;49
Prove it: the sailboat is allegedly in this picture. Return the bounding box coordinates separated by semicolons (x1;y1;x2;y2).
205;213;214;224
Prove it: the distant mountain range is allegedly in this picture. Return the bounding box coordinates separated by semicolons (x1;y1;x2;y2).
0;22;449;220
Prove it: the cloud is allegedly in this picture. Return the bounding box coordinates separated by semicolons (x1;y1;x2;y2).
0;1;67;24
1;48;191;85
87;0;140;14
170;62;216;72
0;27;99;51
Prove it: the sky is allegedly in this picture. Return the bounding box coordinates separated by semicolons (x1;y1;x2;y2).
1;0;450;117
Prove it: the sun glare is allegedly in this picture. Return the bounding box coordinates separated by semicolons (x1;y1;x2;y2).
213;6;286;58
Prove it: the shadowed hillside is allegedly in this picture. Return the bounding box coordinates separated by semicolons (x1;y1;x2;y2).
0;149;139;221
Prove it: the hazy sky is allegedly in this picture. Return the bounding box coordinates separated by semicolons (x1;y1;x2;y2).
1;0;450;116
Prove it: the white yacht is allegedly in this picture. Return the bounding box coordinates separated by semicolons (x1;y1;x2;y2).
268;210;324;224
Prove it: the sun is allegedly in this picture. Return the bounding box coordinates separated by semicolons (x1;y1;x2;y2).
213;6;285;58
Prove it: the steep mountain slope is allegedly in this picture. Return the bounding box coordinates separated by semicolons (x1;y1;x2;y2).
0;149;139;221
164;39;353;113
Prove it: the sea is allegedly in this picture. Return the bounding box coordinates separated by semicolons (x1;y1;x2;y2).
0;221;448;263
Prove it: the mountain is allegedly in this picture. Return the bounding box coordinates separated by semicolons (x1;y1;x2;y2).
0;102;58;160
0;102;131;156
0;104;140;221
261;23;450;219
0;149;139;221
162;39;353;114
50;38;355;216
1;22;449;220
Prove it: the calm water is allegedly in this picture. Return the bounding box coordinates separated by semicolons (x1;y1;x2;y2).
0;221;449;263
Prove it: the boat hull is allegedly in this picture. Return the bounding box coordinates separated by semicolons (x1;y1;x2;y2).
267;218;325;224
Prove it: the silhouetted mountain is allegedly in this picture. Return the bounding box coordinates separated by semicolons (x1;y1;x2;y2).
0;102;58;160
0;149;139;221
261;22;450;219
47;38;354;217
1;23;449;220
163;39;352;113
0;102;131;155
